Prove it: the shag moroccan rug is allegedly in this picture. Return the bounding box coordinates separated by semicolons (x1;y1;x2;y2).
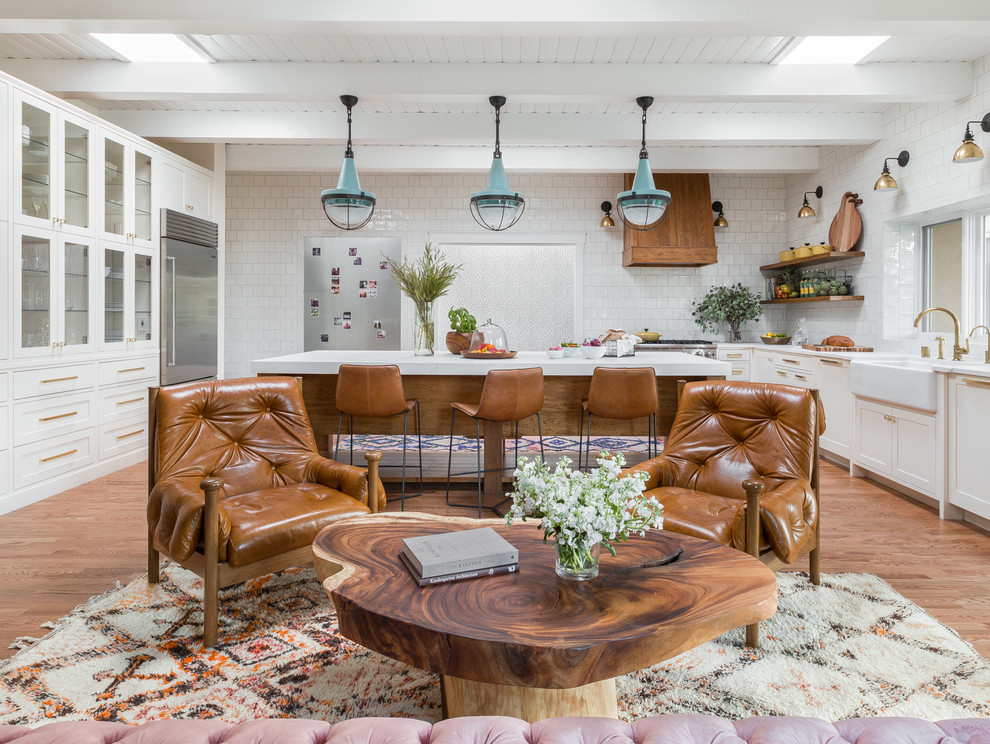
1;564;988;725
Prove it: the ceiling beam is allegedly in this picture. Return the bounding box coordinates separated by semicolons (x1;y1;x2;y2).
0;0;988;36
100;110;880;147
224;143;821;174
0;60;971;104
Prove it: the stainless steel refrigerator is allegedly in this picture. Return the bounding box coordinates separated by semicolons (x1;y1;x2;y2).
304;237;401;350
160;208;219;385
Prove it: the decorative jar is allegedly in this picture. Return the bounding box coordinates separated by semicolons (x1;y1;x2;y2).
555;542;601;581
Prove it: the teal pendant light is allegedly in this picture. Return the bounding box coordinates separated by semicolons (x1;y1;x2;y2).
616;96;671;231
470;96;525;231
321;95;376;230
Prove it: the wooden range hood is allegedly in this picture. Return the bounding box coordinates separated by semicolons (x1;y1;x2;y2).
622;172;717;267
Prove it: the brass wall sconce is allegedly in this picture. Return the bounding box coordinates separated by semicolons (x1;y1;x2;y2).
599;201;615;227
952;113;990;163
712;201;728;228
798;186;823;218
874;150;909;190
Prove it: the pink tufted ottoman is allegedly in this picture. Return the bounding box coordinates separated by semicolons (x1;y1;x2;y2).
1;715;989;743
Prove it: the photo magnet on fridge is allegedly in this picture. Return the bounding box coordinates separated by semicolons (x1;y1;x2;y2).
359;280;368;288
310;299;319;307
343;321;351;329
353;257;362;265
377;329;387;339
379;260;388;270
312;247;321;256
369;288;377;297
310;308;319;317
369;280;377;289
348;247;357;256
343;312;351;320
320;333;329;342
331;276;340;285
331;267;340;276
373;320;382;329
359;291;368;298
333;317;342;326
330;286;340;294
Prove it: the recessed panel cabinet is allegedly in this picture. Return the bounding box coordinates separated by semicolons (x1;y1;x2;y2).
101;135;153;248
159;158;213;219
816;357;851;459
853;398;936;497
948;375;990;521
101;243;159;353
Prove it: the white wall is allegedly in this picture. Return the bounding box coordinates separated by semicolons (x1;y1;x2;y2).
225;171;786;377
786;52;990;350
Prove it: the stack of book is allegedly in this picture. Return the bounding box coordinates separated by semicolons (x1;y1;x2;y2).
399;527;519;586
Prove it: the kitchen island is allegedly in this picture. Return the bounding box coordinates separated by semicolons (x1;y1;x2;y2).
253;350;729;502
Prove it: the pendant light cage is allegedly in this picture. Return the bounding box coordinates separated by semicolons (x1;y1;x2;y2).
470;96;525;231
321;95;377;230
616;96;671;231
952;113;990;164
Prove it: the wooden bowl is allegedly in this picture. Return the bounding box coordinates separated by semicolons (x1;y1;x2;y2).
445;332;473;355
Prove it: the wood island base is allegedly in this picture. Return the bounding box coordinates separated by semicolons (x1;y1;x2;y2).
441;675;618;722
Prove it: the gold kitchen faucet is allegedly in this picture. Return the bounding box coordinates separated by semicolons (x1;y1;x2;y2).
913;307;969;361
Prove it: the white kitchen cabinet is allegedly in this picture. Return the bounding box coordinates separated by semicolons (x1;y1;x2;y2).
0;78;9;222
159;158;213;220
853;398;937;496
717;347;751;381
0;227;7;361
816;357;851;459
14;227;98;359
752;350;775;383
100;242;159;353
948;374;990;520
101;134;154;248
14;92;97;238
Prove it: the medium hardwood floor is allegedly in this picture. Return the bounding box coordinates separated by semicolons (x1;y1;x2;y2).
1;459;989;659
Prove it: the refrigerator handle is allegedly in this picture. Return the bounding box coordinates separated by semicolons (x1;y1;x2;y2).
165;256;176;367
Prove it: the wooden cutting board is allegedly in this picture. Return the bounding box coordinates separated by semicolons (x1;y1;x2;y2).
828;192;864;252
803;344;874;352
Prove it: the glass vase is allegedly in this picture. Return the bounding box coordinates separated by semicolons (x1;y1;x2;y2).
413;301;435;356
555;541;601;581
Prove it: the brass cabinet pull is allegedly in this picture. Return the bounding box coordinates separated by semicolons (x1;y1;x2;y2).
39;411;78;422
116;428;145;441
41;375;79;384
795;374;808;380
116;397;144;406
782;358;799;365
882;414;898;422
776;370;787;377
731;370;743;375
821;359;845;366
726;353;743;359
962;377;990;388
117;367;145;374
39;448;77;463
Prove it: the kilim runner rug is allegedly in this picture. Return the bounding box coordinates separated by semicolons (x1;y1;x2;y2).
1;565;988;724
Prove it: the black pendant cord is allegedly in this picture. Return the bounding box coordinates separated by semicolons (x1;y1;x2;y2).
493;104;502;159
345;104;354;158
639;106;649;160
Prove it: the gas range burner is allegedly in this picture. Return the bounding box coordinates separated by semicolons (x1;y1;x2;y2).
634;338;717;358
638;338;713;345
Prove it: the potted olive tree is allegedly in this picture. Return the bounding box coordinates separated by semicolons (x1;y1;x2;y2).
691;282;763;342
446;307;477;354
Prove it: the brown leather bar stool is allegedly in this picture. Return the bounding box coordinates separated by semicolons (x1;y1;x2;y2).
445;367;546;518
335;364;422;510
579;366;658;471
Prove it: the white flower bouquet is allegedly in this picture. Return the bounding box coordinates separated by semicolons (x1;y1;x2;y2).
505;452;664;579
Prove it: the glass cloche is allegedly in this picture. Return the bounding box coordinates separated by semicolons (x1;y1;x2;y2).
470;318;508;352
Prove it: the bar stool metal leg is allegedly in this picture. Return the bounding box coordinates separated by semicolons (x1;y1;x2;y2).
334;412;344;461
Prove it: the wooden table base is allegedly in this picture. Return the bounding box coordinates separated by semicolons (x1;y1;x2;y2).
441;675;618;722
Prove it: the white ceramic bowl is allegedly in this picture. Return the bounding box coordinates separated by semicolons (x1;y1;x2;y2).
546;349;565;359
563;346;582;358
581;345;607;359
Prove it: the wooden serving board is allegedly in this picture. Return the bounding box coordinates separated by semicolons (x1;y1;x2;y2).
828;192;864;252
461;350;517;359
803;344;874;352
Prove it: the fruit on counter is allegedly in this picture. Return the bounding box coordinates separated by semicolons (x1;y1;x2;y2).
562;342;580;347
472;343;507;353
821;335;855;347
761;332;788;338
583;339;602;346
548;345;563;351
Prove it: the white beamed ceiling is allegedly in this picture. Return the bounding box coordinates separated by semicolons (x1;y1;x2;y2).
0;1;989;172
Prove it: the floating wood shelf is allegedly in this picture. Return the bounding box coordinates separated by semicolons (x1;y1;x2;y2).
759;251;865;272
760;295;865;305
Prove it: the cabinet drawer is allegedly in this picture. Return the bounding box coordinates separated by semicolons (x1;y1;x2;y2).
13;362;97;399
727;363;751;381
0;372;8;403
99;417;148;460
774;352;815;373
772;367;816;388
99;355;159;387
13;391;96;445
100;384;150;425
0;406;7;451
13;429;96;489
718;348;752;362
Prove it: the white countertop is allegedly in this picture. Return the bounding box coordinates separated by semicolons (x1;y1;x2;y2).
252;350;731;377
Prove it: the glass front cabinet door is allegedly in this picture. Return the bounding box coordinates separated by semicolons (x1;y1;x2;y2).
15;226;97;358
102;134;154;247
101;243;158;352
16;93;96;237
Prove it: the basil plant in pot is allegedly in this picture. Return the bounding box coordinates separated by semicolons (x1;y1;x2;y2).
388;243;463;355
446;307;477;355
691;282;764;342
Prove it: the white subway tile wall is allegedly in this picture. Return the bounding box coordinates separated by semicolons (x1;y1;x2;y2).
226;51;990;376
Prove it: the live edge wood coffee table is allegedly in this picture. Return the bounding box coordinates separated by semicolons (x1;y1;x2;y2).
312;513;777;722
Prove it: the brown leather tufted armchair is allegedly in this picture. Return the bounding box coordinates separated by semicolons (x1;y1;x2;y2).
147;376;385;646
623;380;823;647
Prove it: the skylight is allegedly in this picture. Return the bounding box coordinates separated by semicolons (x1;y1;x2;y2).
776;36;890;65
91;33;210;63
